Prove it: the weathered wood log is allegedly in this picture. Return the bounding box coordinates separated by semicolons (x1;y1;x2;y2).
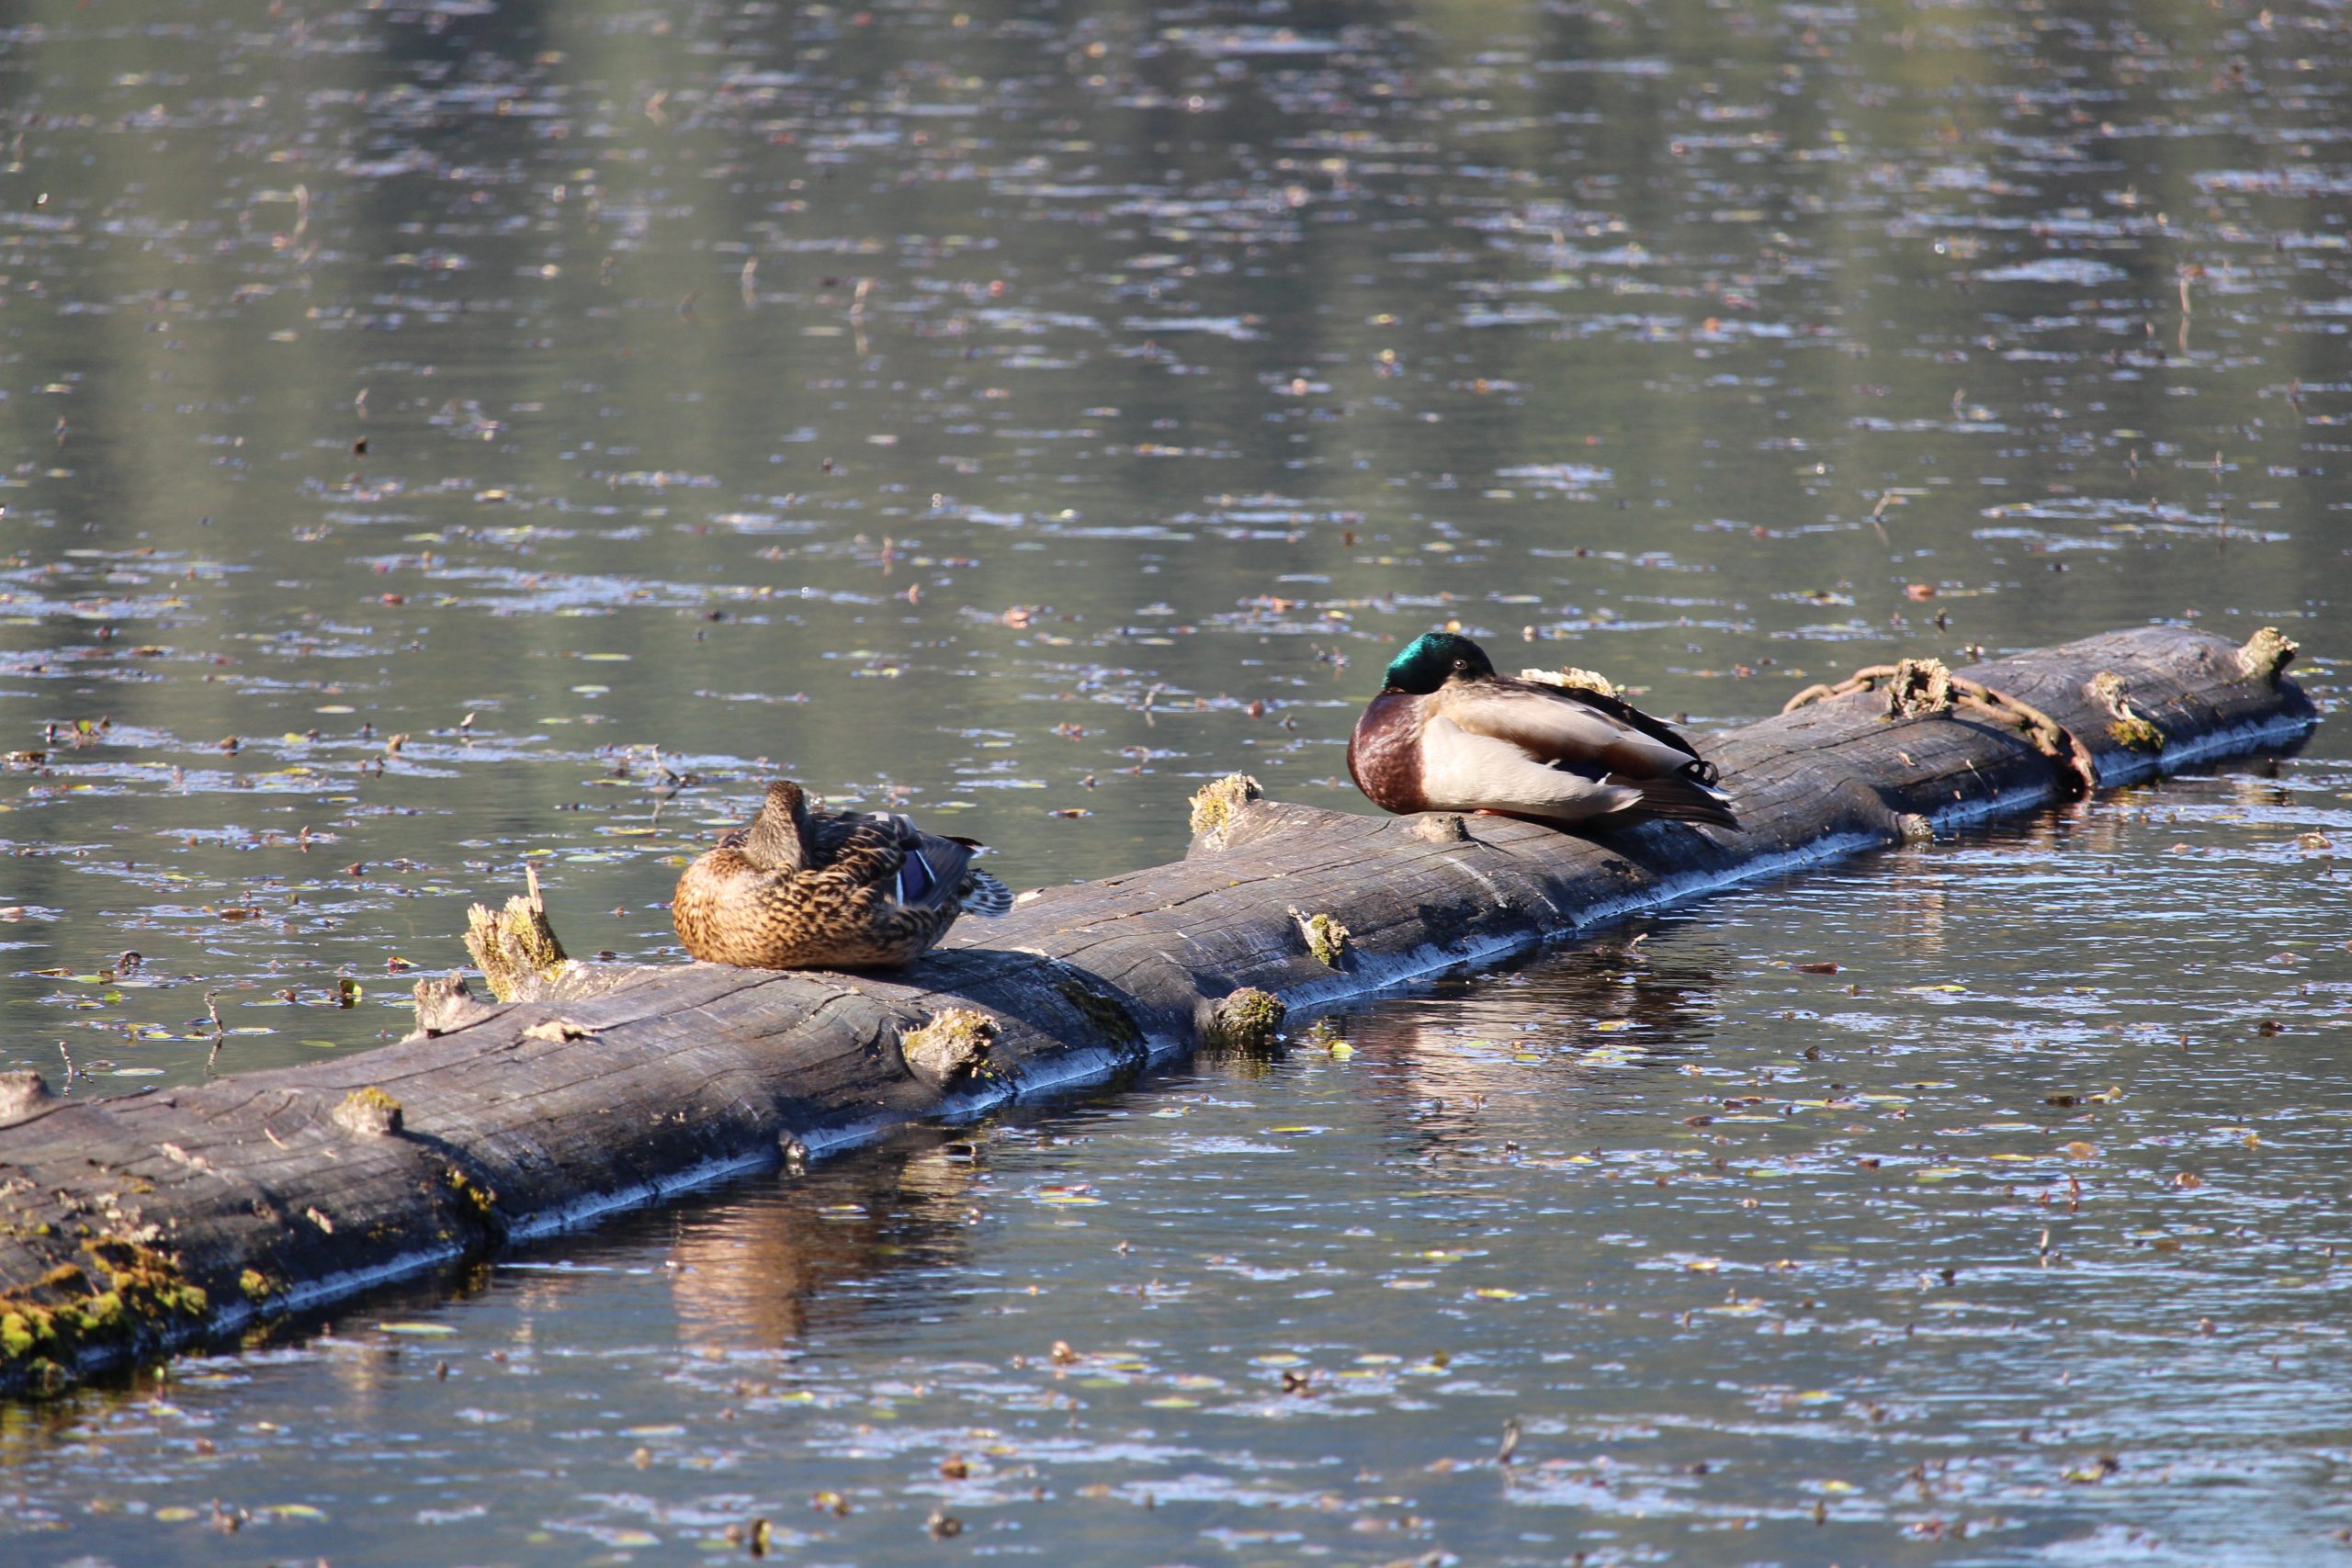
0;625;2315;1394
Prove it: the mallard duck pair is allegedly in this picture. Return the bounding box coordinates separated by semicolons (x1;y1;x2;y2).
673;781;1012;970
1348;633;1739;831
675;632;1727;972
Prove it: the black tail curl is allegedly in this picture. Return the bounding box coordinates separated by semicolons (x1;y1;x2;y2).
1679;757;1722;787
1634;775;1741;831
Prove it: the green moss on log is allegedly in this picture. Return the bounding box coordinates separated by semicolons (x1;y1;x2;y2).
1056;980;1143;1049
0;1235;210;1379
334;1085;405;1137
1203;987;1286;1050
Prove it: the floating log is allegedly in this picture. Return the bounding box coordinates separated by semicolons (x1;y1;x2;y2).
0;625;2315;1394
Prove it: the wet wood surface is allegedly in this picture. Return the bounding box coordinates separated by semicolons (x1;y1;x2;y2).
0;625;2315;1393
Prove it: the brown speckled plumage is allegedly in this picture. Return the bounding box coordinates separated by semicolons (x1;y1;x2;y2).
673;781;1012;970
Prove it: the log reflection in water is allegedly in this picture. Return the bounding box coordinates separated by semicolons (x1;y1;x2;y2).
662;1138;986;1349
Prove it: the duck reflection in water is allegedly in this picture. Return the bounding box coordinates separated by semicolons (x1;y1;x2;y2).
1229;937;1724;1156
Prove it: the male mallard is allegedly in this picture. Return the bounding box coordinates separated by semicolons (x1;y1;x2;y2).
673;781;1014;969
1347;633;1739;831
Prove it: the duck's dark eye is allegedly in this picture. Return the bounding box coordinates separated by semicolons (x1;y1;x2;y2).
1452;658;1470;672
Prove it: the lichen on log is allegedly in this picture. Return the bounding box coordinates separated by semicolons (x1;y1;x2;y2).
2089;671;2165;752
1187;772;1263;850
463;863;568;1003
1;1234;215;1394
899;1009;998;1087
0;625;2319;1398
1295;909;1353;968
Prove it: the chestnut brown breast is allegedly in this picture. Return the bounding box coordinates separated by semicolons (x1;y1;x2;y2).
1347;691;1429;815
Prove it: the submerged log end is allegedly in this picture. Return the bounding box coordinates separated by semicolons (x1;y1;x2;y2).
1186;773;1264;852
2239;626;2299;685
463;864;570;1003
1199;987;1286;1050
899;1008;998;1088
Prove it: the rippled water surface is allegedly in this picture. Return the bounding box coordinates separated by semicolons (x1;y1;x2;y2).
2;0;2349;1562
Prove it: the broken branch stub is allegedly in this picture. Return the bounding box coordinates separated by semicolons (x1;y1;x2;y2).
463;863;568;1004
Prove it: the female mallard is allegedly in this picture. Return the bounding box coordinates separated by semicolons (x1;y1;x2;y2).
673;781;1014;969
1347;633;1738;831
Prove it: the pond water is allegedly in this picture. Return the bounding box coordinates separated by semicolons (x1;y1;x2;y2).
2;0;2348;1562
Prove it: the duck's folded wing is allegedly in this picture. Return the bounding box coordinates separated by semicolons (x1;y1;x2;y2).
1419;717;1644;820
1442;682;1702;779
895;833;978;912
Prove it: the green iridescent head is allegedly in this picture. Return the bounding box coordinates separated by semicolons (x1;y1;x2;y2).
1382;633;1495;694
